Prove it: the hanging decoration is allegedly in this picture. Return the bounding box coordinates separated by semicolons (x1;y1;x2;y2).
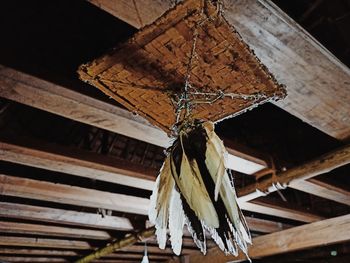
78;0;286;259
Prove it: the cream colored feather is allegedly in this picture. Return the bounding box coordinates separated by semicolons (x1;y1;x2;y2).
203;123;251;245
170;133;219;228
148;156;174;249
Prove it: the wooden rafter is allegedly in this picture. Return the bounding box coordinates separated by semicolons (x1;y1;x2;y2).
0;174;150;215
0;221;112;240
0;202;133;231
185;214;350;263
238;144;350;203
88;0;350;141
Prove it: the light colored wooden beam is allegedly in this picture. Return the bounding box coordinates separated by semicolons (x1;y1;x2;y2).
0;202;133;231
0;221;112;240
0;139;156;191
0;65;168;147
188;214;350;263
88;0;350;141
0;257;68;263
245;217;292;233
0;173;321;222
0;236;92;249
0;248;80;256
0;174;149;215
0;65;268;174
290;179;350;206
238;144;350;202
240;200;324;223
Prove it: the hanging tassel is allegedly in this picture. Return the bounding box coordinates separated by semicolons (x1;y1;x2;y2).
149;119;251;257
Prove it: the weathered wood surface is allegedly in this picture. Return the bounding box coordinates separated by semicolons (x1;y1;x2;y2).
0;174;150;215
0;139;156;191
238;144;350;202
0;202;133;230
0;221;112;240
0;65;268;174
241;200;324;223
188;214;350;262
0;174;321;222
0;65;169;147
88;0;350;141
291;179;350;206
0;236;92;249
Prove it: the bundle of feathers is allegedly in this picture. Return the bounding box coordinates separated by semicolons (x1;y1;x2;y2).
149;119;251;257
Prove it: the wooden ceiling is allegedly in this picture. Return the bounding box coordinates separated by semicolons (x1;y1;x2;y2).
0;0;349;263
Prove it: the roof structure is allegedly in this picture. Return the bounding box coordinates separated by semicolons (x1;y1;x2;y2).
0;0;349;262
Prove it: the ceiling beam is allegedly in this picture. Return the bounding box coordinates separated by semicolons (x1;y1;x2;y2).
186;214;350;263
0;257;68;263
238;144;350;202
0;173;321;222
0;236;92;249
0;202;133;231
0;221;112;240
0;249;80;256
0;65;268;174
0;174;150;215
0;138;156;191
88;0;350;141
290;178;350;206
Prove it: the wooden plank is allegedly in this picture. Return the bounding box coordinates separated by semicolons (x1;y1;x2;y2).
88;0;350;140
244;217;292;233
240;201;324;223
0;65;169;148
0;248;80;256
290;179;350;206
0;174;150;215
0;236;92;249
0;65;268;174
187;214;350;263
0;139;156;191
0;221;112;240
0;257;68;263
238;144;350;202
0;202;133;231
0;174;321;222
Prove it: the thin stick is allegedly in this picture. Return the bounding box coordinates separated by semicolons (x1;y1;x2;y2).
74;227;155;263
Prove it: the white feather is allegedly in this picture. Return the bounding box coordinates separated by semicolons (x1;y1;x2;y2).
168;188;185;255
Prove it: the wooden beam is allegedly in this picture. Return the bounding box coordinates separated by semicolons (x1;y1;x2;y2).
0;65;168;147
238;144;350;202
0;138;156;191
0;236;92;249
240;200;324;223
187;214;350;263
0;257;68;263
0;174;150;215
290;178;350;206
0;202;133;231
0;173;321;222
0;221;112;240
0;65;268;174
88;0;350;141
0;248;80;256
245;217;292;233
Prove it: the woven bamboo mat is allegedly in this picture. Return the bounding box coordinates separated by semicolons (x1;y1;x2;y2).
78;0;286;134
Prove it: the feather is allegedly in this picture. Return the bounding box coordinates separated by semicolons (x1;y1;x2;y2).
148;156;174;249
149;119;251;258
203;121;227;201
170;133;219;228
168;187;185;255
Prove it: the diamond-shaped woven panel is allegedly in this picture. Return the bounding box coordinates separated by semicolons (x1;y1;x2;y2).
78;0;286;134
